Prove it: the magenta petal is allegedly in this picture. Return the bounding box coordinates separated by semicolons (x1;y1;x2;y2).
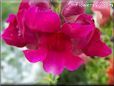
43;51;65;75
62;4;84;17
2;15;26;47
62;23;94;49
65;54;84;71
25;6;61;32
2;27;26;47
6;14;16;23
83;29;112;57
17;7;39;49
19;0;29;11
62;0;86;17
30;0;50;9
23;48;47;63
75;14;94;25
24;28;39;49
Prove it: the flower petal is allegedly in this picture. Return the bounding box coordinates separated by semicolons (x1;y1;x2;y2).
24;27;39;49
25;6;61;32
30;0;50;9
62;0;86;17
62;23;94;49
23;48;47;63
75;14;94;25
43;51;65;75
6;14;16;23
19;0;29;11
2;14;26;47
65;53;84;71
83;29;112;57
17;6;39;49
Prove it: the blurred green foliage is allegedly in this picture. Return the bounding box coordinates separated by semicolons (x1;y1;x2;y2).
57;58;109;85
2;1;19;21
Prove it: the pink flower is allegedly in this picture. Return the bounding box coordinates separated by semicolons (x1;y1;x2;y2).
23;14;111;75
2;0;112;75
91;0;110;26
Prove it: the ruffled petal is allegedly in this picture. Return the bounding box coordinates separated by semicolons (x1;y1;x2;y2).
83;29;112;57
25;6;61;32
19;0;29;11
65;53;84;71
6;14;16;23
17;6;39;49
23;48;47;63
43;51;65;75
62;0;86;17
2;14;26;47
75;14;94;25
62;23;94;49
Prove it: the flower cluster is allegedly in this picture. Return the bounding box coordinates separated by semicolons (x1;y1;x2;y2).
2;0;112;75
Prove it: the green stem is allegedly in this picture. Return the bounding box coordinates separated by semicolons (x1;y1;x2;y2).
48;74;59;85
51;0;61;13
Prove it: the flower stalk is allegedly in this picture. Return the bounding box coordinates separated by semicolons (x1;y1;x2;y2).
48;74;59;85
